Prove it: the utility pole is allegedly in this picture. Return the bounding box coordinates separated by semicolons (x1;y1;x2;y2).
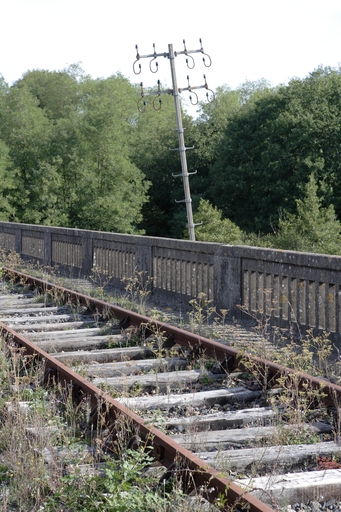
133;39;214;241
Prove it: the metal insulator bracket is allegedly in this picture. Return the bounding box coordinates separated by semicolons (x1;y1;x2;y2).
175;198;192;204
149;43;159;73
169;146;195;151
183;39;195;69
199;38;212;67
172;170;197;178
133;44;142;74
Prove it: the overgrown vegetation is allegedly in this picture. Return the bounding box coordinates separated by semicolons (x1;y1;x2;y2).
2;256;341;508
0;333;222;511
2;65;341;252
235;303;341;448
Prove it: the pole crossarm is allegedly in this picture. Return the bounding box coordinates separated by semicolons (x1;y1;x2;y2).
169;146;195;151
135;50;168;60
133;39;212;75
141;88;173;96
133;39;214;242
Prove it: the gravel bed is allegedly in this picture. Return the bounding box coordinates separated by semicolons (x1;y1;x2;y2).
3;272;341;511
287;501;341;511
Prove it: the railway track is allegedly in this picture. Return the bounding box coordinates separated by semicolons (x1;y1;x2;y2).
1;267;341;511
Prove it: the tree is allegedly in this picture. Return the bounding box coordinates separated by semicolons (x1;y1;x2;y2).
0;139;16;220
236;78;272;105
0;69;150;232
0;83;60;224
192;198;243;244
275;174;341;254
194;80;271;168
194;85;241;167
15;66;82;121
70;75;150;233
209;67;341;234
130;90;194;238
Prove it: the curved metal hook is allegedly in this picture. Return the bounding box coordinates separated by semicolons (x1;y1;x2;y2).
153;96;162;110
203;74;215;102
133;44;142;75
149;43;159;73
152;79;162;110
137;98;147;113
199;38;212;67
189;91;199;105
202;56;212;68
149;59;158;73
183;39;195;69
133;61;142;75
186;56;195;70
186;75;198;105
205;89;215;103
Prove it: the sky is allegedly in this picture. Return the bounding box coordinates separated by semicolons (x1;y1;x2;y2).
1;0;341;115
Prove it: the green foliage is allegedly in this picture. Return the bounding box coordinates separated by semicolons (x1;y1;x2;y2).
130;92;193;238
16;66;82;120
0;74;8;93
100;448;170;511
73;76;149;233
0;68;150;232
209;67;341;234
0;83;58;224
275;174;341;254
194;85;241;170
43;447;178;511
0;139;16;220
194;80;270;171
193;198;243;244
3;63;341;247
236;78;272;105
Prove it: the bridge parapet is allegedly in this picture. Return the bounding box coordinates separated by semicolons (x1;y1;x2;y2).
0;222;340;343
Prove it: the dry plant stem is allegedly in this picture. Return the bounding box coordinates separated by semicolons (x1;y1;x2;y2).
1;335;220;511
188;293;216;336
121;267;152;314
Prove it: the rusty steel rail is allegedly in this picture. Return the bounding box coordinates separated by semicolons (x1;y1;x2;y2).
3;268;341;509
0;323;277;512
2;320;278;511
5;267;341;407
0;268;277;512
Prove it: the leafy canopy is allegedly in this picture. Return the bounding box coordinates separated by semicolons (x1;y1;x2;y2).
208;67;341;234
275;174;341;254
0;68;150;233
192;198;243;244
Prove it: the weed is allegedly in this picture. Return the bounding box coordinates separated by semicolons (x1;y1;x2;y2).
141;320;168;355
271;373;327;426
89;266;114;300
211;308;230;339
200;374;214;386
191;354;216;372
188;292;216;335
271;425;321;446
237;347;275;402
0;248;23;272
144;409;168;431
122;267;152;314
130;382;144;396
